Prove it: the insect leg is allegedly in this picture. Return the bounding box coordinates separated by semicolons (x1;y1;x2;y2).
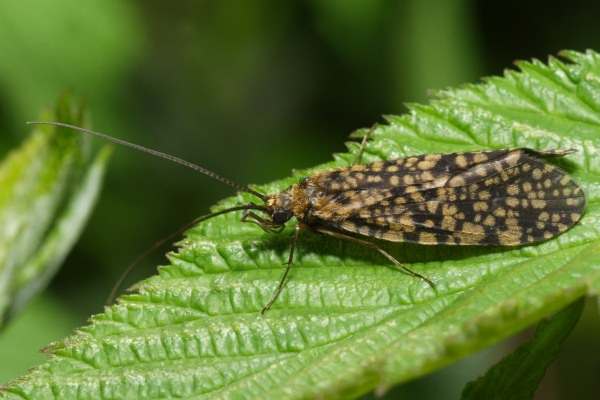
106;204;262;305
315;227;436;289
242;210;284;233
261;223;302;314
353;124;376;165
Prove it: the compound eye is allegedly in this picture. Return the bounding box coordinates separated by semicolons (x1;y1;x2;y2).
272;210;292;225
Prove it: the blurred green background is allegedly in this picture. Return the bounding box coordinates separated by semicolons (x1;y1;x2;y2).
1;0;599;398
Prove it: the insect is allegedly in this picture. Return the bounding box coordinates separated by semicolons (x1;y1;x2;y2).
27;121;586;313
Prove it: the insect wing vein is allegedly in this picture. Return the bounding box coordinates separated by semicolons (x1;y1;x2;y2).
310;149;585;246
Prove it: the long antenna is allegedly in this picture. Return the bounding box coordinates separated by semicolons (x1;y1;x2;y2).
105;204;265;305
26;121;266;200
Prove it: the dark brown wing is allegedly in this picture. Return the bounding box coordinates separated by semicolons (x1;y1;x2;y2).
311;149;512;192
308;149;585;246
309;149;510;219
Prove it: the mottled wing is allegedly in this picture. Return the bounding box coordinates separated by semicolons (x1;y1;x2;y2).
309;149;585;246
310;149;510;218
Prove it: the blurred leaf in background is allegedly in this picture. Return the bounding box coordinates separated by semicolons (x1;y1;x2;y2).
462;299;584;400
0;96;110;325
390;0;481;102
0;0;141;123
0;0;142;383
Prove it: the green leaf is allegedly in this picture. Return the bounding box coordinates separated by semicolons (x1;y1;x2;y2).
2;50;600;399
0;96;110;325
461;298;584;400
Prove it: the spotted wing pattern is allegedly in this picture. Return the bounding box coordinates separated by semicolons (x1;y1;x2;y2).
305;149;585;246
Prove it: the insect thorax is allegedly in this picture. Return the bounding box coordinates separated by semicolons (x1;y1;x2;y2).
266;179;319;225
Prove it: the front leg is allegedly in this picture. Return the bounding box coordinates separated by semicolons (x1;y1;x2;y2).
242;210;285;233
261;223;302;314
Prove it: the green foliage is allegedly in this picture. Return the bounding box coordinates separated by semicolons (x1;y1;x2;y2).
0;97;110;325
0;0;141;118
461;298;584;400
2;50;600;399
